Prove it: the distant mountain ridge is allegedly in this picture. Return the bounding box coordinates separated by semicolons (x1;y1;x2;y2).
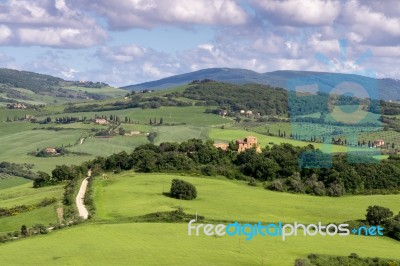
121;68;400;101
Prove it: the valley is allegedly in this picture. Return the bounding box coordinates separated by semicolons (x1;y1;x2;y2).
0;70;400;265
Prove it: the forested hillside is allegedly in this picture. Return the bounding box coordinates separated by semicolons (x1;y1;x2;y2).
0;68;122;105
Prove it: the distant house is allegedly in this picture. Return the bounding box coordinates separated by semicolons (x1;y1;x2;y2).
24;115;36;121
44;147;57;154
8;103;27;109
95;118;108;125
139;89;154;93
213;143;229;151
125;130;141;136
245;110;253;117
374;140;385;147
236;136;261;153
213;136;262;153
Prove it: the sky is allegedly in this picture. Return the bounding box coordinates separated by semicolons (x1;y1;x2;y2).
0;0;399;87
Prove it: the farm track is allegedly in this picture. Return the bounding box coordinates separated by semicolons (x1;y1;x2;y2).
76;170;91;220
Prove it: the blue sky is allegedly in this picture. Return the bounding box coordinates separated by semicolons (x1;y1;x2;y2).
0;0;399;86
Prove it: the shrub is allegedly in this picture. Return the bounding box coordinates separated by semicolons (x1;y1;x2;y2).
366;205;393;226
267;179;285;192
294;258;311;266
247;177;257;186
169;179;197;200
348;253;359;259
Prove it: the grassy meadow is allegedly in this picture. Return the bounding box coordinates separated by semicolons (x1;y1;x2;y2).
0;176;30;189
0;222;399;266
0;182;64;234
0;173;399;265
94;173;400;224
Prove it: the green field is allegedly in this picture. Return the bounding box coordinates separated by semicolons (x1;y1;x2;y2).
0;182;63;208
41;106;230;126
0;173;399;266
94;173;400;224
0;176;30;189
0;182;63;234
252;122;381;142
154;126;209;144
0;205;58;234
0;123;91;172
68;135;149;157
325;105;381;124
63;86;127;98
0;222;399;266
301;106;381;124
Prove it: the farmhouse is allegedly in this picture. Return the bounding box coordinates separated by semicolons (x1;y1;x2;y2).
236;136;261;153
245;110;253;116
213;136;262;153
213;143;229;151
44;147;57;154
125;130;141;136
8;103;27;109
95;118;108;125
24;115;36;121
374;140;385;147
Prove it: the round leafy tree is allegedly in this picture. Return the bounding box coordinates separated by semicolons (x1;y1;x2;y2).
170;179;197;200
366;205;393;226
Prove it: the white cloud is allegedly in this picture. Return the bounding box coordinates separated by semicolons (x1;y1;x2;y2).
0;0;107;48
251;0;341;26
23;51;79;80
0;25;12;43
93;44;178;85
77;0;248;29
61;68;78;79
341;0;400;45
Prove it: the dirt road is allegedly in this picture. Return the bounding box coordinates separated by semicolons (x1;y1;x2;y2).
75;170;92;219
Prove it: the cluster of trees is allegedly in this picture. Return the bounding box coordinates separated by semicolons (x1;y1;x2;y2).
179;82;366;117
149;117;163;125
0;224;49;243
295;253;400;266
370;100;400;115
33;165;87;188
365;205;400;241
0;162;38;180
53;116;80;124
0;68;62;92
188;79;216;85
64;95;191;113
35;139;400;197
71;81;109;88
183;83;288;116
147;132;157;142
292;116;381;128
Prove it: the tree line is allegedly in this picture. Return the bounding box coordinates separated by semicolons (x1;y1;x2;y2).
33;139;400;197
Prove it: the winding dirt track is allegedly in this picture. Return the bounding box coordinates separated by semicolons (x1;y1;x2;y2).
76;170;91;220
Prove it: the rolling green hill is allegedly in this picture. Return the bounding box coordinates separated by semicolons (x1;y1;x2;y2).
0;68;126;106
122;68;400;101
0;173;399;265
